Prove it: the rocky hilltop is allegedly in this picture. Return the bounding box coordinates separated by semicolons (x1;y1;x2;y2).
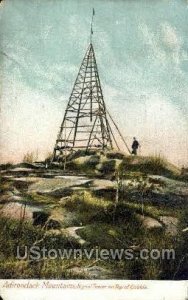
0;151;187;279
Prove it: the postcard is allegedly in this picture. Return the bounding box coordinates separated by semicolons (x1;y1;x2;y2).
0;0;187;299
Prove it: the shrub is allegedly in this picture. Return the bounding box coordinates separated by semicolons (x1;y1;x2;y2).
23;151;38;163
45;151;53;162
97;159;121;174
106;151;125;160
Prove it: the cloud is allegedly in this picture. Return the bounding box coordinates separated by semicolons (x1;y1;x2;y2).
161;22;181;50
139;23;166;65
161;22;183;65
139;22;185;67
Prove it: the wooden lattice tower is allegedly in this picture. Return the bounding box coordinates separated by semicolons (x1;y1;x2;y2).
53;42;114;160
52;9;131;161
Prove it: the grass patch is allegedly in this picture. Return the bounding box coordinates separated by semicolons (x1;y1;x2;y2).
26;192;58;206
77;223;128;249
0;177;14;193
119;155;180;178
61;191;112;224
0;217;82;279
61;190;181;225
62;191;111;211
124;201;177;219
0;163;14;171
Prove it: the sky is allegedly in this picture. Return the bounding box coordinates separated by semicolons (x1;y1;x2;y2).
0;0;188;166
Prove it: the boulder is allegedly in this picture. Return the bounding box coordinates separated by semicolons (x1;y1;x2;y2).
182;227;188;233
159;216;178;236
15;162;42;169
89;179;115;191
62;226;88;246
137;215;163;229
28;177;91;197
1;202;33;220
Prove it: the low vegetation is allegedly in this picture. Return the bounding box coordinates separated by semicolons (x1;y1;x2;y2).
23;151;39;163
56;151;181;181
0;188;187;279
0;151;187;279
119;155;180;177
0;215;88;279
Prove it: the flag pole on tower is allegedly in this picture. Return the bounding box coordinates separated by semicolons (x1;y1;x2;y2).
90;8;95;43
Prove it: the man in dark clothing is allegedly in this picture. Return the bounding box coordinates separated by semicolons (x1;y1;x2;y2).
131;137;140;155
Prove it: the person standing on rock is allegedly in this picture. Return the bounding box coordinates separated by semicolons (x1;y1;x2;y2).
131;137;140;155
